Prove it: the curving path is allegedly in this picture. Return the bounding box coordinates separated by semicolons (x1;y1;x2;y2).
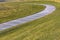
0;3;56;31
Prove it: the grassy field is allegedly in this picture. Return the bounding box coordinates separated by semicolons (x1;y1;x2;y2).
5;0;60;3
0;1;60;40
0;2;44;23
5;0;60;2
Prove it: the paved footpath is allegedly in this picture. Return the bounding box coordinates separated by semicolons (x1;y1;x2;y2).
0;3;56;31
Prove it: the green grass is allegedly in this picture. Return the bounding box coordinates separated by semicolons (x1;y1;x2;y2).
0;2;44;23
0;1;60;40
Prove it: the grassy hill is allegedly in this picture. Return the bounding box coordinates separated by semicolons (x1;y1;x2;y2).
0;1;60;40
0;2;44;23
5;0;60;2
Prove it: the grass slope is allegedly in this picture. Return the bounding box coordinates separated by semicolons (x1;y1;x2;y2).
5;0;60;2
0;2;44;23
0;1;60;40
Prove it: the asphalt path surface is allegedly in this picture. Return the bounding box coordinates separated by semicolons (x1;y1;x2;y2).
0;3;56;31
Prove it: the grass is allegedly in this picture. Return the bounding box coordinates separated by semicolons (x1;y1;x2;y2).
0;2;45;23
5;0;60;2
0;1;60;40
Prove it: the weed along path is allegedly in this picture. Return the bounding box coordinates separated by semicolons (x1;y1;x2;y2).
0;4;56;31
